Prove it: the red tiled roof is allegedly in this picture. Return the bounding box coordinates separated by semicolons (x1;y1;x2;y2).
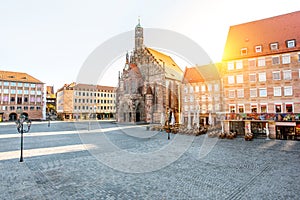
223;11;300;61
183;67;204;83
129;63;141;75
183;63;221;83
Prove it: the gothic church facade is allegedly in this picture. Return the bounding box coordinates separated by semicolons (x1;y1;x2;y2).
116;21;183;123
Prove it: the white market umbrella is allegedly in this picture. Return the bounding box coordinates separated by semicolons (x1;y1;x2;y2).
170;112;175;126
180;112;184;125
266;123;270;140
193;111;197;126
208;112;212;126
187;111;192;130
221;121;224;133
160;113;165;126
196;110;200;128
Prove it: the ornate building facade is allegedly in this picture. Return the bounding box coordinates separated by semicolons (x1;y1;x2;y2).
116;21;183;123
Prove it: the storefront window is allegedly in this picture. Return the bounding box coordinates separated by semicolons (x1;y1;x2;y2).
286;104;293;113
229;105;236;113
275;104;282;113
251;105;257;113
260;105;267;113
251;122;266;136
238;105;244;113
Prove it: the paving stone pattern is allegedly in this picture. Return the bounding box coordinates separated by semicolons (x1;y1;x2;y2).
0;121;300;199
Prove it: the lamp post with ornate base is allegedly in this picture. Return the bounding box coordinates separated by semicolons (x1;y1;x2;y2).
16;113;31;162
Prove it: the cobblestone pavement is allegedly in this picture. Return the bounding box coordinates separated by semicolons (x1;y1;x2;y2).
1;121;300;199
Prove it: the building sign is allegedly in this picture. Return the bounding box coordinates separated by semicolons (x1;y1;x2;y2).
275;122;296;126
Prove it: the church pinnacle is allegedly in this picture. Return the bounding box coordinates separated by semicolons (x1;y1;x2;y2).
135;17;143;50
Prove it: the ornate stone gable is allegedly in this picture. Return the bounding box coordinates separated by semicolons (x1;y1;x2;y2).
116;21;183;124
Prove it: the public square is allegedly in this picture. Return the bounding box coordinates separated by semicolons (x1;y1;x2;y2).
0;121;300;199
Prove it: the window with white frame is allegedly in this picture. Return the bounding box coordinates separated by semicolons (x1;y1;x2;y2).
283;70;292;80
285;103;293;113
260;104;267;113
214;83;219;91
215;104;220;111
259;88;267;97
272;71;281;80
250;88;257;97
255;45;262;53
202;105;207;113
272;56;280;65
229;104;236;113
229;90;235;98
207;95;212;101
190;86;194;93
248;59;256;68
270;42;278;50
275;104;282;113
190;105;194;111
190;95;194;102
258;72;266;82
201;85;206;92
249;74;256;82
195;86;199;92
282;54;291;64
227;62;234;70
284;86;293;96
184;96;188;102
258;57;266;67
201;95;206;101
208;104;212;112
236;60;243;69
286;39;296;48
184;105;188;111
238;104;244;113
184;86;188;93
273;87;281;96
236;75;243;83
237;89;244;98
241;48;247;56
251;104;257;113
298;53;300;62
228;76;234;84
207;84;212;92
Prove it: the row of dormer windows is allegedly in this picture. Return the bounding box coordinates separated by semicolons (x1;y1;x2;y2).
240;39;296;55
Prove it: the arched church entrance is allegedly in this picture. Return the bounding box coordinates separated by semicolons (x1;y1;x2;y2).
136;103;141;122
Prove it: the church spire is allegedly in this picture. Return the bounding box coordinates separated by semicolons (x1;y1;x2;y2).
135;17;143;50
126;51;129;64
137;16;141;27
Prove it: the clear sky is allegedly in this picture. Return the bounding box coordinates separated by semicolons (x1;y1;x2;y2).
0;0;299;90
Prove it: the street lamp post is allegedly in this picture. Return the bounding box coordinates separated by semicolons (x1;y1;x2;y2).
16;114;31;162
